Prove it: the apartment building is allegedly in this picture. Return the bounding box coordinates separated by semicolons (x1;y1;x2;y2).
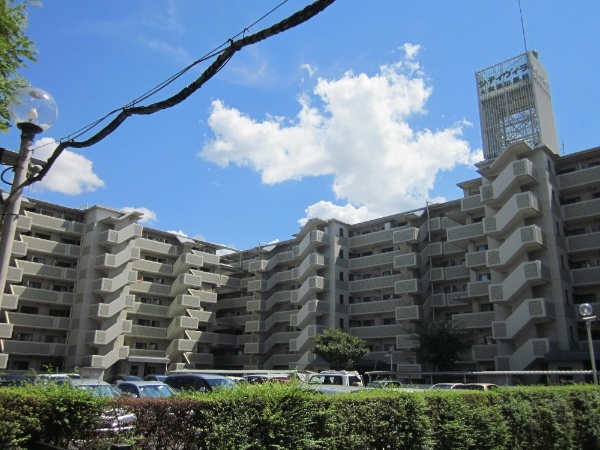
0;51;598;380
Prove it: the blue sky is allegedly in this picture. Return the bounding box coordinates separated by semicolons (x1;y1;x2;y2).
2;0;599;250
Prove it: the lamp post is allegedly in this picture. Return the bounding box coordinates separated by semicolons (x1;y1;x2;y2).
579;303;598;385
0;87;57;308
385;349;393;372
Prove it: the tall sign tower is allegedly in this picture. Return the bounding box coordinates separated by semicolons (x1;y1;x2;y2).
476;51;558;160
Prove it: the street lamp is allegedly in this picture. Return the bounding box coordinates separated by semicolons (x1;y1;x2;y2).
385;349;394;372
0;87;57;308
579;303;598;385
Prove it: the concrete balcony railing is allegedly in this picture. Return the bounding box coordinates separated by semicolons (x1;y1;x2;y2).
492;298;555;341
480;159;538;207
86;319;132;346
295;276;328;305
21;235;80;258
16;260;77;281
567;231;600;254
446;222;484;248
394;278;422;295
185;352;214;366
350;298;404;316
0;323;13;339
349;228;394;250
172;252;204;274
7;312;71;331
395;305;423;321
10;241;27;258
10;286;74;306
297;253;328;282
28;212;85;235
351;273;408;293
260;331;299;355
129;325;167;339
97;247;140;272
495;338;559;371
16;215;32;232
247;290;294;312
291;300;329;328
395;334;417;349
461;194;484;213
93;270;137;294
167;316;199;340
99;224;143;248
247;249;295;273
561;198;600;223
169;273;203;296
167;338;195;355
89;294;135;321
486;225;545;270
188;309;214;325
452;311;494;329
351;324;404;339
293;230;329;258
472;344;499;362
483;192;541;238
571;266;600;287
2;340;67;356
83;346;129;369
467;280;491;299
132;258;173;277
132;302;169;318
290;325;326;353
351;250;402;271
465;250;487;268
489;261;551;304
393;227;420;245
559;164;600;192
394;252;421;270
134;236;180;256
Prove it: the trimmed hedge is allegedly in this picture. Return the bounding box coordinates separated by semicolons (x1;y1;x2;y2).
1;383;599;449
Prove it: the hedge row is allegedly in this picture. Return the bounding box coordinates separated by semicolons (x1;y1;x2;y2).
1;383;600;450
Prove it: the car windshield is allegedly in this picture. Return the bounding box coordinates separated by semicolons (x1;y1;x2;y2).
139;384;174;398
77;385;122;398
205;377;235;388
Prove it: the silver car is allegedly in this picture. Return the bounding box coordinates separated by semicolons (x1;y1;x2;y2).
116;381;175;398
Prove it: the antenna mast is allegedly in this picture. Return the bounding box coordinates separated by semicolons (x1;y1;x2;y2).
518;0;528;51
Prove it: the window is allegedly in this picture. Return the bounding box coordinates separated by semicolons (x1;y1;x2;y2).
20;306;38;314
138;319;151;327
26;281;42;289
338;249;345;259
472;217;483;223
381;247;393;253
60;238;80;245
480;303;494;312
339;272;344;281
338;228;344;237
478;273;491;281
362;320;375;327
135;342;148;350
17;333;33;341
444;286;458;294
339;294;344;305
32;256;45;264
339;318;344;329
49;309;69;318
382;270;392;276
383;318;395;325
476;244;488;252
560;197;580;205
35;233;51;240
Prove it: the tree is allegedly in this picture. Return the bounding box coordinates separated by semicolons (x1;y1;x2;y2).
0;0;38;134
413;320;474;371
312;328;369;370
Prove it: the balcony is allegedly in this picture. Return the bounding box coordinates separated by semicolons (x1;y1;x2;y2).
99;224;143;248
93;270;137;294
452;311;494;329
461;194;484;213
247;290;294;312
351;273;408;293
89;294;135;320
21;235;80;258
290;300;329;328
567;231;600;254
170;273;203;296
565;198;600;223
480;159;538;207
2;340;67;356
396;334;417;349
395;305;422;321
351;250;401;271
350;298;403;316
559;164;600;193
571;266;600;287
185;352;214;365
97;247;140;271
293;230;329;258
465;250;487;268
394;278;422;295
7;312;70;330
492;298;555;340
295;276;328;305
351;324;404;339
483;192;541;237
10;286;74;306
496;338;559;371
83;346;129;369
87;320;132;346
394;252;421;270
290;325;326;353
472;344;498;362
467;280;491;299
486;225;545;270
446;222;484;248
28;212;85;235
11;241;27;258
393;227;420;245
16;260;77;281
489;261;551;304
349;228;394;250
0;323;13;339
167;316;199;339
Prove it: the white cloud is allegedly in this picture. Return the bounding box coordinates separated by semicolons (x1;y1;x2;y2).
121;206;158;224
167;230;188;237
30;138;105;195
200;45;481;225
300;63;316;77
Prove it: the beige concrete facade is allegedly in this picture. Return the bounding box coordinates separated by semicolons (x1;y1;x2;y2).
0;51;598;380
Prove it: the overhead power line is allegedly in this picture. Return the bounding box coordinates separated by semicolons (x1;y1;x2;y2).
17;0;336;194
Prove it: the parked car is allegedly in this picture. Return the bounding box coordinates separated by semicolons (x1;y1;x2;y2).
307;371;363;387
34;374;72;385
0;374;31;387
455;383;498;391
430;383;465;390
243;374;290;384
164;373;236;392
115;381;175;398
143;375;167;382
108;374;143;385
70;379;136;433
366;380;404;389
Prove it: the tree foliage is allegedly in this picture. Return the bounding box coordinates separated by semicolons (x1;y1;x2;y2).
312;328;369;370
413;320;474;371
0;0;38;133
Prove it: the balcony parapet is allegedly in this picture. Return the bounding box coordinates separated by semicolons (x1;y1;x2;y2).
2;340;67;356
395;305;422;321
483;192;541;237
393;227;419;245
7;312;71;330
349;228;394;249
293;230;330;257
27;211;85;235
350;298;403;315
351;250;401;270
453;311;494;329
567;231;600;254
480;159;538;207
462;194;484;212
496;338;559;371
571;266;600;287
563;198;600;223
447;222;484;247
10;286;74;306
394;277;421;295
135;235;180;256
492;298;555;340
21;235;80;258
16;260;77;281
97;247;140;272
486;225;544;270
99;224;143;248
93;270;137;294
467;280;491;299
89;294;134;320
350;324;405;339
291;300;329;327
295;276;328;305
351;273;408;293
489;261;551;304
559;164;600;192
472;344;498;361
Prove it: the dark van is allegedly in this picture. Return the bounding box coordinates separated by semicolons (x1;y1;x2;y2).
163;373;235;392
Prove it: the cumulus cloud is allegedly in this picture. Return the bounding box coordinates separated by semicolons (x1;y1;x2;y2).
121;206;158;224
167;230;188;237
200;44;481;225
29;138;105;195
